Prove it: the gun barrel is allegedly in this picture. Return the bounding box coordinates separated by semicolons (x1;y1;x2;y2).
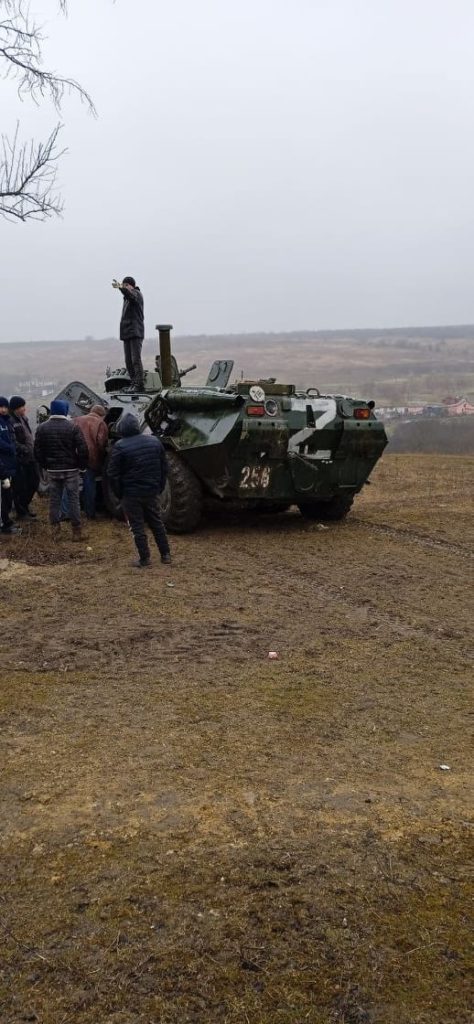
179;363;197;378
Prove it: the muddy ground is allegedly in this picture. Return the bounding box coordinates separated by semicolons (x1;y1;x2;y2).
0;454;472;1024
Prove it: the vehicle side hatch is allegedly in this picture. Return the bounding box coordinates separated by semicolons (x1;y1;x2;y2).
49;381;107;419
206;360;234;388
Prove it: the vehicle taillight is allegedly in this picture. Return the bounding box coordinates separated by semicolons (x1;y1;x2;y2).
354;408;370;420
247;404;266;416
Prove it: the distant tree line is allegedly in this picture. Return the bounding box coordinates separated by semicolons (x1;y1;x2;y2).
389;418;474;454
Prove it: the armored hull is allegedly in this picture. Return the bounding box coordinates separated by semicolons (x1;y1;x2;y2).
43;337;387;532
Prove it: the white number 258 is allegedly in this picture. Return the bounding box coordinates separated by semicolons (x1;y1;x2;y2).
240;465;271;489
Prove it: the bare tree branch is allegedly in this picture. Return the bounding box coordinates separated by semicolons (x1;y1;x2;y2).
1;0;96;113
0;121;65;220
0;0;96;222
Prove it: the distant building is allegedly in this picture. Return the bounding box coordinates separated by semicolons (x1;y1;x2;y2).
363;399;473;420
17;379;58;398
446;398;474;416
423;404;446;417
406;405;425;416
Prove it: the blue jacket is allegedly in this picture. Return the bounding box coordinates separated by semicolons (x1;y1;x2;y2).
107;413;167;498
0;413;16;479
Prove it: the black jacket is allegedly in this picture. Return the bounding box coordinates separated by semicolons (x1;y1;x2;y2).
11;411;35;465
120;285;144;342
0;413;16;479
107;414;167;498
34;416;89;472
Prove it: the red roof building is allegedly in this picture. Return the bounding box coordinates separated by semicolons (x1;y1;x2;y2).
446;398;474;415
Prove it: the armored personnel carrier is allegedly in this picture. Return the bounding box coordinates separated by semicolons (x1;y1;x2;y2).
43;325;387;532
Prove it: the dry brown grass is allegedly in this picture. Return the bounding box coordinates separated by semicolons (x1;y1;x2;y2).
0;455;472;1023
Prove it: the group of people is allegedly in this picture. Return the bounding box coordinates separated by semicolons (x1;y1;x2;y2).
34;399;108;540
1;274;171;568
0;396;171;569
0;395;109;538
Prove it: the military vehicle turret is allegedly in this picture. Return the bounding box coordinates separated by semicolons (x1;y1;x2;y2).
41;325;387;532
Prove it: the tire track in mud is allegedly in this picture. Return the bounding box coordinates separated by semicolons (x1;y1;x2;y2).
253;566;472;651
1;610;262;673
3;542;471;675
2;499;472;675
239;525;473;653
351;517;473;558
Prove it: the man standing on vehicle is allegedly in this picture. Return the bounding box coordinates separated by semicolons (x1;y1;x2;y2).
107;412;171;569
112;276;145;393
34;399;89;541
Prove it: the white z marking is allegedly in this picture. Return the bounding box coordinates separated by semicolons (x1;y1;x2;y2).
288;399;337;458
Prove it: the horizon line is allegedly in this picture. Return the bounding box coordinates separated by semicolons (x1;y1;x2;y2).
2;322;474;346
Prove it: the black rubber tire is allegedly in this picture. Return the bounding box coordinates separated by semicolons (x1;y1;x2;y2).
297;494;354;521
160;449;203;533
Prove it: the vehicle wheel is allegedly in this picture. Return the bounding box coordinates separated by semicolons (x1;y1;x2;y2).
253;501;292;514
160;450;203;533
101;454;124;519
297;495;354;521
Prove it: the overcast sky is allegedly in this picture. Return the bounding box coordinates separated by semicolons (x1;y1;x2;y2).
2;0;474;342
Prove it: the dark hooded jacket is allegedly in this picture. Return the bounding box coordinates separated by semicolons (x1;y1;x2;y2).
120;285;144;342
10;411;35;465
107;413;167;498
34;415;89;472
0;412;16;478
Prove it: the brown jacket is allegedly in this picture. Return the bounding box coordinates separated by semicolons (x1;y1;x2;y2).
76;407;108;472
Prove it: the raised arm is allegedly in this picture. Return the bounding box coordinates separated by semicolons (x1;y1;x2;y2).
120;284;140;304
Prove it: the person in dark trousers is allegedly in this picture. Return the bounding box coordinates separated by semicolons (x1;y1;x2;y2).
75;404;109;518
107;412;171;569
112;276;145;393
0;396;21;535
34;399;89;541
9;396;40;519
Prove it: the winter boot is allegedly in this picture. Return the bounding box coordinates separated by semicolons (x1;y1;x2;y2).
71;524;89;543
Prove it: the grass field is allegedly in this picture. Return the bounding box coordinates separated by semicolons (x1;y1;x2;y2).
0;454;472;1023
